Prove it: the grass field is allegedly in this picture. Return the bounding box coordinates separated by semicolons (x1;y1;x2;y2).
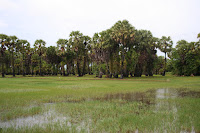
0;73;200;132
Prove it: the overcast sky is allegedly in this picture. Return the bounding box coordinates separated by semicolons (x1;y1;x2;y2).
0;0;200;56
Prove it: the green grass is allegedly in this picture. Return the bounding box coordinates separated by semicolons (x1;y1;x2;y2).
0;73;200;132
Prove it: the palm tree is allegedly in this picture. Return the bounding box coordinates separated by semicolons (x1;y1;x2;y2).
133;30;151;77
0;34;8;77
82;35;91;75
6;36;18;77
175;40;189;75
18;40;30;76
110;20;135;79
159;36;173;76
99;30;113;77
57;39;68;76
46;46;58;75
64;43;75;76
69;31;84;77
30;48;38;76
132;30;157;77
92;33;103;77
34;39;46;76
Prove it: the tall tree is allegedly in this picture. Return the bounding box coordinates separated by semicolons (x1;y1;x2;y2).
18;40;30;76
0;34;8;77
6;36;18;77
175;40;193;75
99;30;113;77
154;56;165;75
159;36;173;76
110;20;135;78
82;35;91;75
133;30;155;77
92;33;104;78
145;36;158;76
34;39;46;76
170;38;200;76
28;48;35;76
57;39;68;76
46;46;58;75
69;31;84;77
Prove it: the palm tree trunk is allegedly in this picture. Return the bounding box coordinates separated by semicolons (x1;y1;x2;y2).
98;62;103;78
39;55;42;76
63;64;66;76
77;61;81;76
65;63;68;76
120;50;124;79
31;57;34;76
76;52;81;76
162;52;166;76
1;62;4;77
1;50;5;77
27;57;30;75
90;60;93;74
61;64;64;76
106;61;110;77
62;55;65;76
87;59;90;75
56;63;59;75
6;63;9;75
51;64;53;75
22;53;25;76
134;63;142;77
82;56;86;75
12;51;15;77
110;55;113;78
17;66;20;75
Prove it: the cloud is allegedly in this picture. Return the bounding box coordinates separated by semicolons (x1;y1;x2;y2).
0;20;8;28
0;0;200;50
0;0;19;10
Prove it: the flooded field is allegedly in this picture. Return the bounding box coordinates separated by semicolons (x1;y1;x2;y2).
0;75;200;132
1;88;200;132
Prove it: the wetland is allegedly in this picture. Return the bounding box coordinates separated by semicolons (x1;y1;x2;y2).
0;74;200;132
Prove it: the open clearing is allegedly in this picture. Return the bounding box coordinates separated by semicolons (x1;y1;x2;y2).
0;74;200;132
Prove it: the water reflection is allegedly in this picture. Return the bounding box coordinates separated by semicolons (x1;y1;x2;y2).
155;88;178;113
156;88;177;99
0;109;68;129
95;91;155;105
96;88;200;103
0;105;91;132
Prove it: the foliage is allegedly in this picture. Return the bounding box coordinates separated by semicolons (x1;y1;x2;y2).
170;39;200;76
158;36;173;76
0;22;199;77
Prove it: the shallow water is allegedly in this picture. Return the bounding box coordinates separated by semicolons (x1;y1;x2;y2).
95;88;200;103
0;88;199;131
0;105;90;131
0;109;68;129
155;88;178;113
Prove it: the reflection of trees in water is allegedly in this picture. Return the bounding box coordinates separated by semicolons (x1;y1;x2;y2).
155;88;178;113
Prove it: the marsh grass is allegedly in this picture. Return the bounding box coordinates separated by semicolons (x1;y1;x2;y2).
0;73;200;132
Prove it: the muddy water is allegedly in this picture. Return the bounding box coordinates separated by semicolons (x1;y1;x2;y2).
94;90;156;105
95;88;200;103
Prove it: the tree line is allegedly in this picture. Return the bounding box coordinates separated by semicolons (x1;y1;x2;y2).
0;20;200;78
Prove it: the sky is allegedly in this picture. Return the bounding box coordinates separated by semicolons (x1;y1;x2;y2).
0;0;200;56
